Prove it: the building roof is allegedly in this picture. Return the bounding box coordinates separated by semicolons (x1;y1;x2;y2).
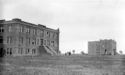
0;18;59;33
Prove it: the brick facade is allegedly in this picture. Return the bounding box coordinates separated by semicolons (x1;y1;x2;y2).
88;39;116;55
0;18;60;56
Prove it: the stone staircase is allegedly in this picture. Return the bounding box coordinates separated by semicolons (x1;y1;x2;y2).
45;46;57;55
38;46;51;55
38;45;57;55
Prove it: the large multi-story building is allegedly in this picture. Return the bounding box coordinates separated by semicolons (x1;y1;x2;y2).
0;18;60;57
88;39;116;55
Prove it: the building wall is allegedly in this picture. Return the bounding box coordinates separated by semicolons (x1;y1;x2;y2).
0;18;59;56
88;41;98;55
88;39;116;55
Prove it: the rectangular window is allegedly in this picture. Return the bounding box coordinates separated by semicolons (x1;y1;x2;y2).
25;27;30;33
29;38;30;45
7;36;12;44
37;39;39;45
48;32;50;38
51;41;54;46
19;37;21;44
10;48;12;55
37;30;40;35
0;38;3;43
47;32;49;35
0;36;3;43
32;38;36;45
40;39;43;45
8;25;12;32
41;30;44;37
19;37;23;44
26;37;30;45
47;40;50;46
0;27;4;32
32;49;36;54
6;48;10;55
44;31;46;38
32;38;34;45
34;38;36;45
10;37;12;44
27;28;30;33
44;40;46;45
22;37;23;44
24;27;27;33
33;29;36;35
26;48;30;54
46;32;49;38
50;32;53;38
18;48;21;54
7;37;9;43
19;26;23;32
26;38;30;45
16;25;20;32
53;33;55;38
18;48;23;54
54;33;57;39
2;28;4;32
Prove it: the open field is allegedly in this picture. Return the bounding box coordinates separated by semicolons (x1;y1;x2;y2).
0;55;125;75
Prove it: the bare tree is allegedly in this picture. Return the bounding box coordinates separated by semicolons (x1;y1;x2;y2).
72;50;75;54
119;50;123;55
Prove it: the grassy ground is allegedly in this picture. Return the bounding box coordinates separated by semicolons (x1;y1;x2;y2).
0;55;125;75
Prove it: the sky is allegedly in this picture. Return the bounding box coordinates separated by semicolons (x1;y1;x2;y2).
1;0;125;53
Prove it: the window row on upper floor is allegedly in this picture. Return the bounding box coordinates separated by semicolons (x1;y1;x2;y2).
7;24;58;39
5;36;58;47
3;47;37;56
8;24;43;36
44;31;58;39
6;36;39;46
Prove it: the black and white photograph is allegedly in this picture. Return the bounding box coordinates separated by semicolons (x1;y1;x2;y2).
0;0;125;75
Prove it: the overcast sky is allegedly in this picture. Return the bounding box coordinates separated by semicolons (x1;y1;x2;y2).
1;0;125;53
